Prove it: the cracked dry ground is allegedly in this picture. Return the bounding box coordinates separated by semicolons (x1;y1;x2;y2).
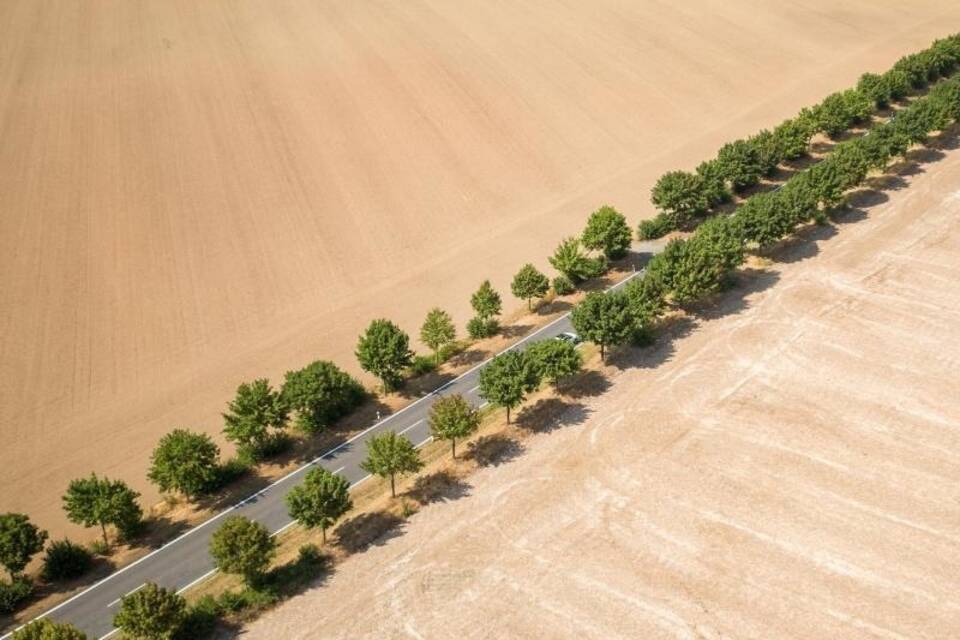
247;151;960;639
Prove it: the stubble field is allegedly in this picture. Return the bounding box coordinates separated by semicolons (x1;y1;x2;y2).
2;0;959;538
246;128;960;639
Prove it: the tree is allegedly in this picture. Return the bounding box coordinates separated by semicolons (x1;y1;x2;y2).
477;351;541;424
812;89;872;138
222;378;288;459
525;339;583;390
62;474;142;547
356;319;414;393
11;619;88;640
360;432;424;498
511;264;550;310
286;468;352;544
695;160;732;207
470;280;502;319
581;205;633;259
857;72;891;108
0;514;47;580
651;171;707;227
42;539;93;581
428;394;481;459
113;582;185;640
716;139;763;191
420;308;456;364
281;360;365;433
647;217;744;304
147;429;220;500
772;118;813;160
623;273;666;341
548;237;594;284
209;516;276;586
882;69;912;101
732;191;795;249
570;291;632;361
748;129;783;176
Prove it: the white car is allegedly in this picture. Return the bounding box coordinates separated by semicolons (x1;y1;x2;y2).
555;331;582;345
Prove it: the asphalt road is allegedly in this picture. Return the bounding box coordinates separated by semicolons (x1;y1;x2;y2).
8;241;661;639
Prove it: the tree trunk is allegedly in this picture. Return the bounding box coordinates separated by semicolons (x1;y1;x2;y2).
100;522;109;547
321;526;327;545
527;298;532;311
506;406;511;425
435;349;441;365
600;342;606;362
390;474;396;498
452;438;457;460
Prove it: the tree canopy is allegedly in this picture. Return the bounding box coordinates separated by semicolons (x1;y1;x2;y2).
511;264;550;310
209;516;276;585
525;339;582;390
420;308;456;364
356;319;414;393
281;360;365;433
478;351;541;424
113;583;186;640
147;429;221;499
581;205;633;259
428;394;481;459
570;291;632;361
360;432;424;498
223;378;288;458
62;474;142;546
0;514;47;579
651;171;707;227
548;237;595;284
286;468;352;543
11;619;88;640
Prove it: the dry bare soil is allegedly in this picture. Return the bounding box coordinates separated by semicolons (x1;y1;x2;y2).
3;1;960;539
245;139;960;637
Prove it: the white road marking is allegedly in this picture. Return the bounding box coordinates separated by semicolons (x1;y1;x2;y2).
106;583;145;608
399;419;424;435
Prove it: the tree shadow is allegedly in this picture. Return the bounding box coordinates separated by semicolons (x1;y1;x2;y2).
140;513;193;550
607;314;696;371
514;398;590;434
334;511;405;555
863;174;908;192
447;347;488;368
768;223;836;264
561;369;611;399
686;268;781;321
263;548;333;598
465;435;525;467
501;323;533;339
537;299;572;315
844;188;889;210
406;470;471;505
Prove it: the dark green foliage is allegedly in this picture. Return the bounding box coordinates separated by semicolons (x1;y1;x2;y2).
286;468;352;543
428;394;481;459
882;69;912;101
622;273;666;342
511;264;550;310
548;237;595;284
356;319;414;393
773;118;814;160
11;618;88;640
0;513;47;579
210;516;276;586
749;129;783;176
525;339;583;390
478;351;541;425
62;474;142;546
113;583;186;640
716;139;763;191
552;275;575;296
466;316;499;339
174;595;221;640
148;430;221;499
648;217;744;305
651;171;708;227
408;354;437;376
281;360;365;433
216;586;278;615
570;290;633;361
470;280;502;321
892;52;937;89
582;205;632;259
360;432;424;498
223;379;288;460
696;160;732;206
812;89;873;139
0;577;32;614
42;539;93;581
776;177;820;227
857;72;891;108
637;213;675;240
732;191;794;249
928;76;960;122
860;126;909;170
420;308;456;363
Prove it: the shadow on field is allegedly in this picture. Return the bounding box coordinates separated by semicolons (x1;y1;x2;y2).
687;268;781;321
334;511;406;555
407;470;471;505
561;369;611;398
608;314;696;371
515;398;590;434
501;323;533;339
537;299;572;315
465;434;525;467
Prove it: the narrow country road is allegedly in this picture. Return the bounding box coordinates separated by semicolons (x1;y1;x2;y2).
6;241;662;640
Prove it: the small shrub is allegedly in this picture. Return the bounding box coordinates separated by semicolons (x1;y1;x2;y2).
212;457;251;490
551;275;575;296
297;544;323;565
0;577;32;614
637;213;674;240
584;255;609;279
42;539;93;581
408;355;437;376
437;340;464;362
88;539;110;557
466;316;499;339
216;587;278;616
175;595;221;640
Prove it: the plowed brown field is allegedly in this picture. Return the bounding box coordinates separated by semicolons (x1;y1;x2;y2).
2;0;959;539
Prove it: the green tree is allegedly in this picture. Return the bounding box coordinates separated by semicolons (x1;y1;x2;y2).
147;429;220;500
360;432;424;498
470;280;502;320
581;205;633;259
428;394;481;459
11;618;88;640
42;539;93;581
857;72;891;108
772;118;813;160
716;139;763;191
511;264;550;310
62;474;142;547
420;308;456;364
281;360;365;433
732;191;795;249
882;69;912;101
222;379;288;459
286;468;352;544
0;514;47;580
525;339;583;390
748;129;783;176
548;237;593;284
477;351;541;424
570;291;632;361
812;89;872;138
651;171;708;228
113;582;185;640
647;217;744;304
622;273;666;342
209;516;276;586
356;319;414;393
695;160;732;207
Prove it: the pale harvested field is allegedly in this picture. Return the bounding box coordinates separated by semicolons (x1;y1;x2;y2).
3;1;960;537
246;146;960;636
